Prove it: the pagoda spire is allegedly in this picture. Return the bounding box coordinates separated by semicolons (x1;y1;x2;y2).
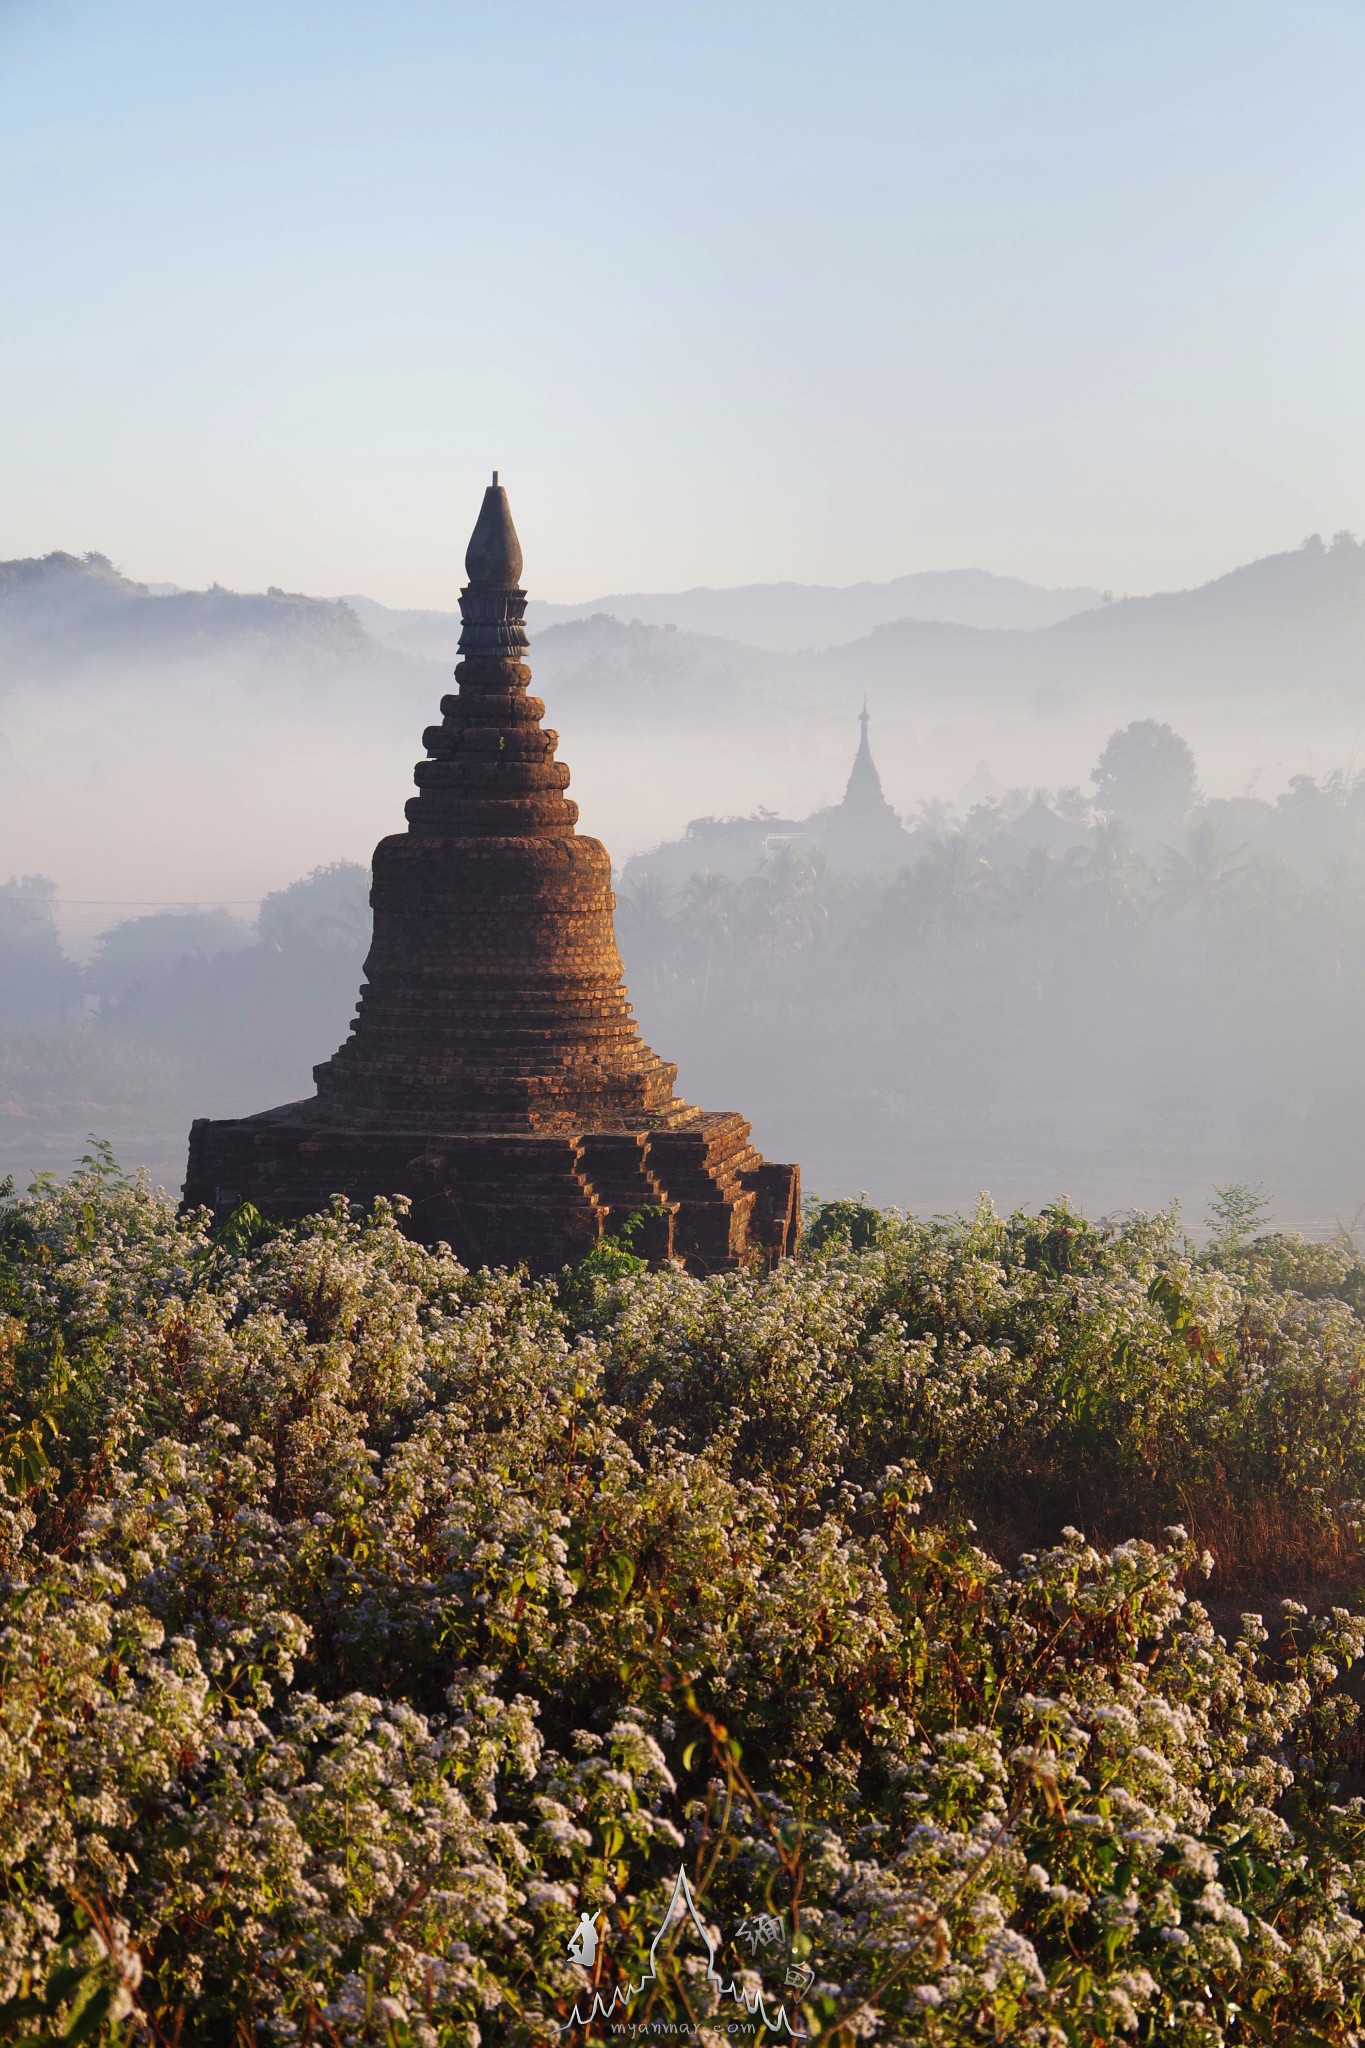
307;468;680;1133
454;472;532;667
843;699;889;811
405;476;576;838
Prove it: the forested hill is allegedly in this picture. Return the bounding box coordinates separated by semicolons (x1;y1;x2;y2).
525;530;1365;723
808;530;1365;712
522;564;1106;646
0;551;396;684
525;613;790;720
345;565;1106;660
5;533;1364;719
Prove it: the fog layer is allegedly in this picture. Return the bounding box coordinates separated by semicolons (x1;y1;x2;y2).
3;534;1364;1232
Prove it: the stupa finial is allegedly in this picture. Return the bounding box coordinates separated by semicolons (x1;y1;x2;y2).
464;472;524;588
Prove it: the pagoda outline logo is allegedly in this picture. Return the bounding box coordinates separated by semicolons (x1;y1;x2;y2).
557;1863;807;2035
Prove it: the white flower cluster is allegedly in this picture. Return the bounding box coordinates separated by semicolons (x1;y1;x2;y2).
2;1169;1365;2042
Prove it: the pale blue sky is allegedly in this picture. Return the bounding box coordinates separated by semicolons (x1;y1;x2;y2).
2;0;1363;603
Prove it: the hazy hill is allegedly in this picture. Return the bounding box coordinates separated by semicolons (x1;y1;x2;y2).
8;537;1361;722
0;552;392;686
341;592;462;666
344;567;1105;662
522;567;1106;648
521;533;1365;732
339;534;1365;728
827;533;1365;712
527;614;788;720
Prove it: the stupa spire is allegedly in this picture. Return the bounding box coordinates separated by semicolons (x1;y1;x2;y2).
454;474;532;669
844;699;889;810
411;475;572;837
816;700;914;868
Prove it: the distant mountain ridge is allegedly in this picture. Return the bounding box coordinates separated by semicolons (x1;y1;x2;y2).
523;533;1365;722
522;567;1107;647
0;552;384;683
343;567;1106;662
4;534;1364;722
823;531;1365;711
528;614;787;721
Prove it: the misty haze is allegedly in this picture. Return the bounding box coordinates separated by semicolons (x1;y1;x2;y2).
5;528;1365;1232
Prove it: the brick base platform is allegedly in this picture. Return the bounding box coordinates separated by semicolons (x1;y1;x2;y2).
185;1104;799;1274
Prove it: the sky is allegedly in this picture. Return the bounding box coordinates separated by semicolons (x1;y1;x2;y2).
2;0;1364;605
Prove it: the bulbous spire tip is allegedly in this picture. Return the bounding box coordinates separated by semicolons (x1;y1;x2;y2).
464;474;523;588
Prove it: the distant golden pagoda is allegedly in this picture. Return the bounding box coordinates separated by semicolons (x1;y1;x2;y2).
184;477;801;1271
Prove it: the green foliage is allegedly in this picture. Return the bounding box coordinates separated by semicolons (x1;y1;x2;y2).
214;1197;278;1254
556;1207;667;1322
614;748;1365;1225
1093;718;1199;828
88;907;250;1003
0;874;81;1035
804;1197;884;1253
4;1169;1365;2041
256;860;371;956
1207;1179;1273;1254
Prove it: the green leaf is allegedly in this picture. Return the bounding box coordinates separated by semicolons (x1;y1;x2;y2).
63;1981;115;2043
43;1962;93;2004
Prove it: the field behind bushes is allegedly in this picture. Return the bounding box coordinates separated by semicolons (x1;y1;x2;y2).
5;1160;1365;2042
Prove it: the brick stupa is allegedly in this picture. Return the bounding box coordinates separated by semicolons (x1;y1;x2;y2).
184;477;801;1272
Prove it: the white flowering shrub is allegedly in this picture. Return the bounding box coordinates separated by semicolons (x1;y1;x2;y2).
4;1159;1365;2042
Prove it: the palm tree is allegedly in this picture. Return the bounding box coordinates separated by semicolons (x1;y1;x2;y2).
1312;857;1365;982
888;833;992;946
1152;821;1247;917
912;797;956;837
1068;819;1148;932
1152;821;1247;976
682;872;737;1002
996;845;1074;1002
617;870;677;993
755;841;829;956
